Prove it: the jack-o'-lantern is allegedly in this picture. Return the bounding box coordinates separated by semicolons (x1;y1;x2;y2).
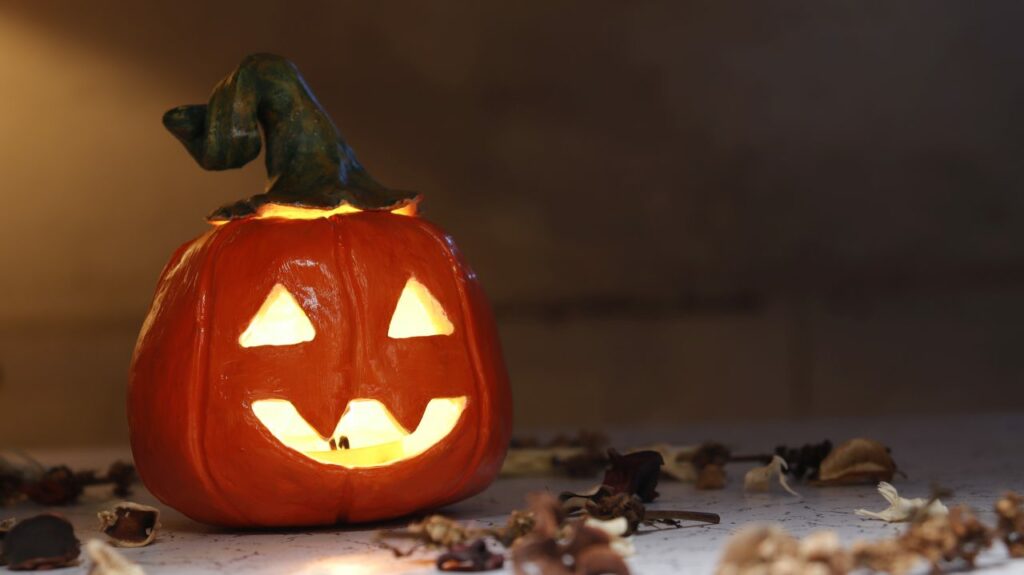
128;54;512;527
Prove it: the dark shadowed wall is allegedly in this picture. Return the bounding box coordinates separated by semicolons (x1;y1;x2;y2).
2;1;1024;446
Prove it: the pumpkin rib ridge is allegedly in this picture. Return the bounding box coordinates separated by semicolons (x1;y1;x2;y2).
412;218;510;507
194;222;255;526
327;214;356;523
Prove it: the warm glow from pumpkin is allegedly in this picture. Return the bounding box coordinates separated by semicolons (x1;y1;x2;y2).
239;284;316;348
260;202;418;220
388;278;455;339
251;396;467;468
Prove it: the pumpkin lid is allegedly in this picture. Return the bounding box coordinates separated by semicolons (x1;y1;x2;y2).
162;53;419;222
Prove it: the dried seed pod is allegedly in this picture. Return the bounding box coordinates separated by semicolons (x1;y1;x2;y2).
84;540;145;575
815;438;896;485
0;513;80;570
97;503;160;548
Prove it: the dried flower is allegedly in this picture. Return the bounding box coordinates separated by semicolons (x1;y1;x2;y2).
743;455;799;497
84;539;145;575
0;513;80;570
996;491;1024;558
436;539;504;572
815;438;896;486
98;502;160;547
856;482;947;523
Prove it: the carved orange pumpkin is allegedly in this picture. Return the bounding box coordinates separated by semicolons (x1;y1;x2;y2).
128;55;511;526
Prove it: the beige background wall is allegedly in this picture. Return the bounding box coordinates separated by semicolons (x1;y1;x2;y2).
3;1;1024;447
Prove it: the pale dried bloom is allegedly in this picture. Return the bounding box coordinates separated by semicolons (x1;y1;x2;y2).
855;482;947;522
744;455;800;497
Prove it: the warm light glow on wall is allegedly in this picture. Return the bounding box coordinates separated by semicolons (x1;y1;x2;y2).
239;284;316;348
251;396;467;467
387;278;454;339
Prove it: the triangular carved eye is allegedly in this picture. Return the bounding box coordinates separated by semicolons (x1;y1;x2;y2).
388;278;454;339
239;284;316;347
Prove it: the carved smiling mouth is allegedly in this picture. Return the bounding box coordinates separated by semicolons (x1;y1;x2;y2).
252;396;467;468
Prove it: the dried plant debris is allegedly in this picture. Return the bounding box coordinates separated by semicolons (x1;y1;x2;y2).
98;502;160;547
643;444;698;482
601;450;663;502
436;539;504;572
996;491;1024;558
0;513;80;570
743;455;800;497
376;515;480;556
900;505;994;571
716;525;851;575
774;439;833;480
2;461;137;507
856;482;947;522
503;432;609;478
696;464;727;490
512;493;631;575
84;539;145;575
0;517;14;539
815;438;896;486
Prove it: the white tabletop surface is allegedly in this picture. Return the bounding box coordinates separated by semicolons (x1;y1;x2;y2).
5;412;1024;574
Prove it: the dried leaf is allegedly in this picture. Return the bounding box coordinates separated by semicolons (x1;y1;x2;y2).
436;539;504;572
743;455;800;497
0;513;80;570
774;439;833;480
815;438;896;486
98;502;160;547
602;450;663;502
996;491;1024;558
855;482;947;523
84;539;145;575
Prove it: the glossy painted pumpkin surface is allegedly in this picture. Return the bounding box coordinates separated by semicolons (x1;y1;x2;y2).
128;212;511;526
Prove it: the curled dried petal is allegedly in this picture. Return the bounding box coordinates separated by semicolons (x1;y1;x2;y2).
602;450;663;502
855;482;947;523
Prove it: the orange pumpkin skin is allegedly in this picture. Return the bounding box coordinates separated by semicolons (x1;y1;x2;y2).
128;212;511;526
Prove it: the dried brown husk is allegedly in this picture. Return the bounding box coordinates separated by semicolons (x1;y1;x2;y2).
84;539;145;575
996;491;1024;558
815;438;896;486
98;503;160;547
0;513;80;570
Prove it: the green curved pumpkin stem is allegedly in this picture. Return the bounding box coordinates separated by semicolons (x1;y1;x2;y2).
163;53;419;221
